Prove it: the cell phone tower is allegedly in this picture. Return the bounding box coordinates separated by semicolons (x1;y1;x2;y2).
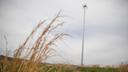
81;0;87;66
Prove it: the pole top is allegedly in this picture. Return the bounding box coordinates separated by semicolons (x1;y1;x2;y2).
83;4;87;8
82;0;87;8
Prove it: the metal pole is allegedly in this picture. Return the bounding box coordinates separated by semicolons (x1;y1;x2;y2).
81;4;87;66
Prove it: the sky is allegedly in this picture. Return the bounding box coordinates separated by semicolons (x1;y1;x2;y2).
0;0;128;66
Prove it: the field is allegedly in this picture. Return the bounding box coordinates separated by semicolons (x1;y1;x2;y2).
38;64;119;72
0;61;124;72
0;55;126;72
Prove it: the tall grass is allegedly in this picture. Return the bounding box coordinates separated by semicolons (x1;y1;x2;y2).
119;64;128;72
0;11;68;72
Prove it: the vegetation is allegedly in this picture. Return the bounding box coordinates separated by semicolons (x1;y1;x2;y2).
0;55;119;72
38;64;119;72
0;11;68;72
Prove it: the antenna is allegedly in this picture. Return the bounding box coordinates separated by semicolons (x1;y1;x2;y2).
81;0;87;66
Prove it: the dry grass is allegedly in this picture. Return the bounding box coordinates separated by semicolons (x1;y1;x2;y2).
119;64;128;72
0;11;68;72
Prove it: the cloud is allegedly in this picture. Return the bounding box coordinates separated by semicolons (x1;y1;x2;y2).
0;0;128;65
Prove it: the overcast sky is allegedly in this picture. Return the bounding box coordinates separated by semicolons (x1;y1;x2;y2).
0;0;128;65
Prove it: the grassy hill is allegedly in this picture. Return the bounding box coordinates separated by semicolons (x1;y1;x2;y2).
0;55;123;72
